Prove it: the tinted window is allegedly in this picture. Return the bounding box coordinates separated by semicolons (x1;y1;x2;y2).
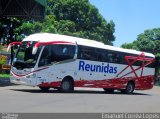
95;48;108;62
78;46;124;63
77;45;155;67
108;51;122;63
51;44;75;62
38;46;51;67
38;44;75;67
145;57;155;68
78;46;97;61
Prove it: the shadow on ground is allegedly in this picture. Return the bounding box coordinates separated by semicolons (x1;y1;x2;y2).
10;88;151;96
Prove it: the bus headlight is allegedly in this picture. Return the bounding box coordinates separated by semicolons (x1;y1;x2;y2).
26;73;36;78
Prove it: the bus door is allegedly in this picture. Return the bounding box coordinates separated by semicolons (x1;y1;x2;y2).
35;46;51;85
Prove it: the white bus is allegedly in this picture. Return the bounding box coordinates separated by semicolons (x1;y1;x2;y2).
8;33;155;94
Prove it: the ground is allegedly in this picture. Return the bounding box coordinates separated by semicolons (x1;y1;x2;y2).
0;85;160;113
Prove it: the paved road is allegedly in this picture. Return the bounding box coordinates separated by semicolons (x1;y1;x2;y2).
0;85;160;113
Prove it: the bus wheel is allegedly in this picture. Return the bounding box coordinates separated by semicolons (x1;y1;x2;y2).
121;82;135;94
60;78;74;92
103;88;114;93
39;87;50;92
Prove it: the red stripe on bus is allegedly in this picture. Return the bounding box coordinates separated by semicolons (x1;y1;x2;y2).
11;67;49;77
38;75;154;90
34;41;74;48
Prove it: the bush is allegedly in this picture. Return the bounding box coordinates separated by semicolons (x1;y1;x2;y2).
0;45;2;52
0;55;8;73
0;55;7;65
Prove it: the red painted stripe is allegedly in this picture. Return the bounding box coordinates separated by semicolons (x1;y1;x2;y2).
34;41;74;48
11;67;49;78
38;75;154;90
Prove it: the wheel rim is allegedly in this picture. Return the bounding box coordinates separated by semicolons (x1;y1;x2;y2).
127;83;133;93
62;81;70;90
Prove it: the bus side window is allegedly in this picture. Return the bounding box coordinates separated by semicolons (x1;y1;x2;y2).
62;45;75;59
108;51;121;64
147;57;156;68
78;46;97;61
50;45;75;62
38;46;52;67
121;53;128;65
120;53;125;64
96;48;108;62
131;54;143;66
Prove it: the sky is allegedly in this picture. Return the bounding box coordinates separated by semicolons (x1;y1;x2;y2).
89;0;160;47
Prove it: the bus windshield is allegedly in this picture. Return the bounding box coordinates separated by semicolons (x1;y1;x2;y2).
13;41;41;69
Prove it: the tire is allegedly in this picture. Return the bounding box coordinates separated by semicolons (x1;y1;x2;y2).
121;82;135;94
39;87;50;92
103;88;114;93
60;78;74;92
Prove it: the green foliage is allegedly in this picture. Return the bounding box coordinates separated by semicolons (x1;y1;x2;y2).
121;28;160;56
41;15;58;33
0;45;2;52
46;0;115;45
0;55;7;65
0;17;24;44
0;73;10;78
15;0;115;45
14;21;43;36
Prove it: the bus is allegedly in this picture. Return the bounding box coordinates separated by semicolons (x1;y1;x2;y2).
8;33;155;94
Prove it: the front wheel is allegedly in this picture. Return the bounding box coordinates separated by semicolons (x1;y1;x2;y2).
60;78;74;92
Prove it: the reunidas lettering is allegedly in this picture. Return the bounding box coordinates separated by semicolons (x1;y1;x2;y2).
79;60;117;74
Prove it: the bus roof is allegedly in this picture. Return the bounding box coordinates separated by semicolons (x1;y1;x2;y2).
23;33;155;58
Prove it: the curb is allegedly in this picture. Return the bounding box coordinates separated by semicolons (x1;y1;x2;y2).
0;78;12;86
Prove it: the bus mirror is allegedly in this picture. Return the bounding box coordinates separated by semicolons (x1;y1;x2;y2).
7;42;22;52
32;47;38;55
7;45;11;52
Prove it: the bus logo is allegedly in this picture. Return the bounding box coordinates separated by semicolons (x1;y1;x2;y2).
79;60;117;74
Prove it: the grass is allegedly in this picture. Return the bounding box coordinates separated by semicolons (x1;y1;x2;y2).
0;73;10;78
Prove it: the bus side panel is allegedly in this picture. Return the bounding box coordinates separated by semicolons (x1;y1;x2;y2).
37;59;154;90
73;76;154;90
37;59;78;87
74;60;154;90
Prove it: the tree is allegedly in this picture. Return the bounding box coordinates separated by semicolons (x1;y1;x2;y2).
46;0;115;45
14;21;42;38
121;40;139;51
0;17;23;45
121;28;160;56
1;0;115;45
